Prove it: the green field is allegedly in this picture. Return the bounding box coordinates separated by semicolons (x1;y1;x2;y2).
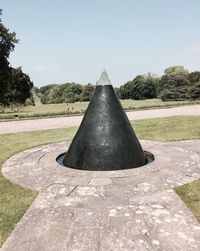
175;180;200;223
132;116;200;141
0;115;200;246
1;98;199;120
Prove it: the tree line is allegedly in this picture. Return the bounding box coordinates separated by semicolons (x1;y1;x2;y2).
38;65;200;104
117;66;200;101
35;83;95;104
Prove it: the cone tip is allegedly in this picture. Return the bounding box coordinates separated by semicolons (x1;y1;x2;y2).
97;69;112;86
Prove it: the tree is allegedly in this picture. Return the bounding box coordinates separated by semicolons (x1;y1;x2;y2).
33;86;40;94
63;83;82;103
40;83;83;104
40;91;50;104
0;13;33;111
159;66;192;101
188;71;200;84
48;84;66;103
164;65;189;76
39;84;56;94
81;84;94;101
188;81;200;100
8;67;33;105
119;75;157;100
187;71;200;100
0;18;17;110
119;81;132;99
160;74;190;101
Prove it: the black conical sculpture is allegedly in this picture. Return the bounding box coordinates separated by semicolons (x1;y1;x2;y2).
62;70;146;171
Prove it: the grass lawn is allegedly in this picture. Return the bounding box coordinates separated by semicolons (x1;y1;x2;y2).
175;180;200;223
1;98;199;120
0;115;200;246
132;115;200;141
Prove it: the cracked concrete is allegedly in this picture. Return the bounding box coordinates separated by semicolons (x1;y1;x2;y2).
1;140;200;251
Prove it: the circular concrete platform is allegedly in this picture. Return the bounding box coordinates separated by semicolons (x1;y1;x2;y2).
2;140;200;189
1;140;200;251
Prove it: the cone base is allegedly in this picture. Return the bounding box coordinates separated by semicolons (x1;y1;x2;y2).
57;151;154;171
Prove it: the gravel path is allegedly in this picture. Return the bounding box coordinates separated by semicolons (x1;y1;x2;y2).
0;105;200;134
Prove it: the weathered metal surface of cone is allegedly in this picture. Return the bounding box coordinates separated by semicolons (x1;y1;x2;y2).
63;70;146;170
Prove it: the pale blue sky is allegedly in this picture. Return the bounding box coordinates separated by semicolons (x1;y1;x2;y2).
1;0;200;87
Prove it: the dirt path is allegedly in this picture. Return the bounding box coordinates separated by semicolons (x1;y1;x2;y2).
0;105;200;134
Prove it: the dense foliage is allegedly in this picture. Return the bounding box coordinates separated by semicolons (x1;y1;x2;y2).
39;66;200;104
0;13;33;112
40;83;94;104
159;68;190;101
81;84;95;101
119;75;157;100
188;81;200;100
119;66;200;101
159;66;200;101
39;84;56;95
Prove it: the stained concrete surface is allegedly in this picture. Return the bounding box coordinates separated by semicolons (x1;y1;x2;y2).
1;140;200;251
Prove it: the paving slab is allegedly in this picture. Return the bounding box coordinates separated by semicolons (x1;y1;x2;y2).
1;140;200;251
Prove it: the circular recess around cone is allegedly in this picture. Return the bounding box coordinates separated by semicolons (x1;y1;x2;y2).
62;70;147;171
